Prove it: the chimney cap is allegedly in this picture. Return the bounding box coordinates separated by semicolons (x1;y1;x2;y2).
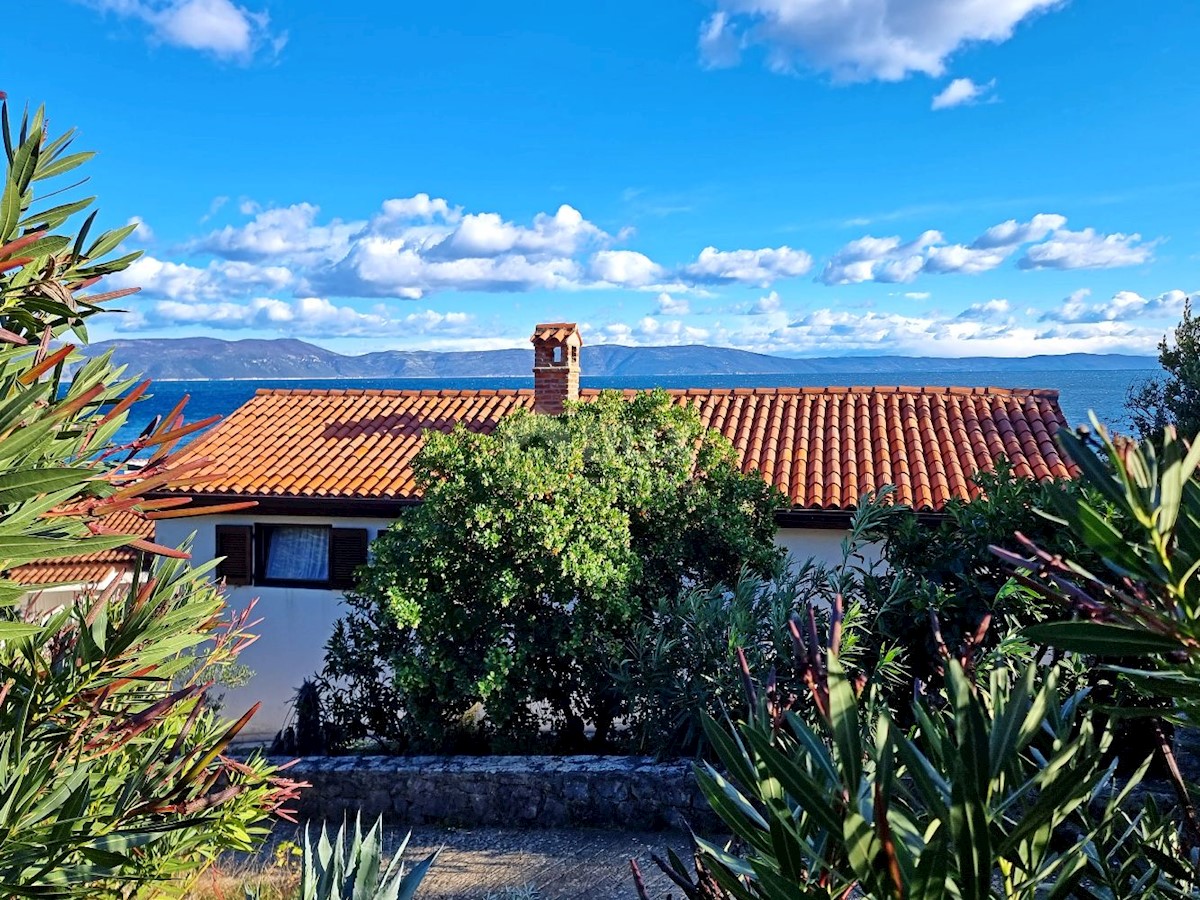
530;322;582;345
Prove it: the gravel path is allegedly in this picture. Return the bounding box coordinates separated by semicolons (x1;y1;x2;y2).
392;827;693;900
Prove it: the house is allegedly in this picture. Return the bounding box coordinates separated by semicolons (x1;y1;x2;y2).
152;323;1076;739
9;509;154;615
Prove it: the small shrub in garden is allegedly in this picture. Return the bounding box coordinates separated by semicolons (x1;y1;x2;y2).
244;816;437;900
619;495;906;759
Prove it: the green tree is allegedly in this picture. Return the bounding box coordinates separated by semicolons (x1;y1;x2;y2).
0;98;303;895
323;390;783;752
1126;299;1200;440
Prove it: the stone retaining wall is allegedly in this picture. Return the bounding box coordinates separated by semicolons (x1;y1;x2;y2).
270;755;718;832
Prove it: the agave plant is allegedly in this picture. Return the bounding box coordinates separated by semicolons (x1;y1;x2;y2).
247;816;437;900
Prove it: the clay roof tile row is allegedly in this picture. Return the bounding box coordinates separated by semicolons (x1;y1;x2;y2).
162;385;1075;512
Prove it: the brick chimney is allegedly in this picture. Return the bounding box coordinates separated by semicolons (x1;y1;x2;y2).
530;322;582;415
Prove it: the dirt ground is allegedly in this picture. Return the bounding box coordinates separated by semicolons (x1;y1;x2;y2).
205;825;698;900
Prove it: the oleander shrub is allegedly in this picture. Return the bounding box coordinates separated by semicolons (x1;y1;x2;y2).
0;96;303;896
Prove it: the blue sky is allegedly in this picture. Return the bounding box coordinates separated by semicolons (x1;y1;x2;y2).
7;0;1199;357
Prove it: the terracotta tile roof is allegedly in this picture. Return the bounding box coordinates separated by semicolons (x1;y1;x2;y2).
162;385;1075;513
8;510;153;587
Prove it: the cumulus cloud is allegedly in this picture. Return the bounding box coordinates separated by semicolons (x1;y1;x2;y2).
698;0;1061;82
1040;288;1191;324
80;0;285;61
956;298;1012;321
173;195;817;302
591;250;664;287
126;295;478;338
126;216;154;242
821;214;1153;285
590;293;1165;357
751;291;783;314
820;231;943;284
931;77;996;110
106;255;295;302
190;203;360;265
655;292;691;315
1018;228;1156;270
972;213;1065;249
683;245;813;285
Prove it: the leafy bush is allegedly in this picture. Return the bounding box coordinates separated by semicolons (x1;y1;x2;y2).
858;461;1100;705
0;97;303;896
619;495;905;759
321;390;783;752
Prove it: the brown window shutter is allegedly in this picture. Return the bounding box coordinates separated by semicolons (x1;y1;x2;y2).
215;525;254;586
330;528;369;589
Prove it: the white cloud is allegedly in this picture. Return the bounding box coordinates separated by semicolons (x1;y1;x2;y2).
698;11;743;68
106;255;295;302
972;213;1065;249
591;250;664;287
1019;228;1156;270
956;298;1012;321
1041;288;1191;324
179;195;818;300
751;290;783;314
589;316;715;347
684;245;813;285
199;195;228;223
593;294;1166;357
820;231;943;284
126;295;479;338
699;0;1062;82
655;292;691;315
190;202;360;264
126;216;154;242
821;214;1154;284
81;0;285;61
931;77;996;110
904;291;931;300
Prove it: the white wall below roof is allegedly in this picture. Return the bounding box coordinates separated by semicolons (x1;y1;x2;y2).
774;527;883;570
155;517;885;742
155;514;393;742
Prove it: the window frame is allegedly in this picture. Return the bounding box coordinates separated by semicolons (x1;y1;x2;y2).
212;522;370;590
254;523;334;589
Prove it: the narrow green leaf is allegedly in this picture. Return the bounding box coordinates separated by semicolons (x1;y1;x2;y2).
1023;621;1185;656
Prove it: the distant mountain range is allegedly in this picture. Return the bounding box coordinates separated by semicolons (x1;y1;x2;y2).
80;337;1158;381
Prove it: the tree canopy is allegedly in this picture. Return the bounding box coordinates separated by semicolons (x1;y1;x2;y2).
1126;299;1200;440
323;390;784;751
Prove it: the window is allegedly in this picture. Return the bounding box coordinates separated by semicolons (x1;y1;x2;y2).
215;523;369;589
263;526;329;584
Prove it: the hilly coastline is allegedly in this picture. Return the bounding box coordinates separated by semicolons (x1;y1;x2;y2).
82;337;1158;381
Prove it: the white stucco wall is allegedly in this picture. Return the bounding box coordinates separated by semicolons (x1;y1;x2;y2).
774;527;883;570
156;514;393;741
156;518;884;742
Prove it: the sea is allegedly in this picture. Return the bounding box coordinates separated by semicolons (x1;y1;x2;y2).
113;366;1162;448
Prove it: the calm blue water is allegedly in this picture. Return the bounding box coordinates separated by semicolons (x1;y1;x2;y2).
110;367;1161;449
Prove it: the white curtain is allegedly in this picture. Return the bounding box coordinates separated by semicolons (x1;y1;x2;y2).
265;526;329;582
